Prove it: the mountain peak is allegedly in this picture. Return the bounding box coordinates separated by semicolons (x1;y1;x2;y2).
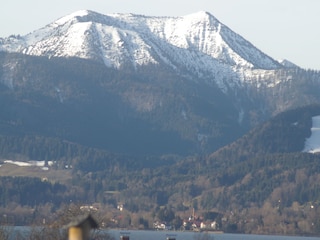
184;11;216;20
181;11;220;28
54;10;91;25
54;10;109;26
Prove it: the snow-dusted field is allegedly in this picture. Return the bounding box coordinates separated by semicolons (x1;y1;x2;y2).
0;160;53;170
303;115;320;153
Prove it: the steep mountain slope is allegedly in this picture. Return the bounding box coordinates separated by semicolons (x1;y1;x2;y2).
1;11;319;120
0;52;244;155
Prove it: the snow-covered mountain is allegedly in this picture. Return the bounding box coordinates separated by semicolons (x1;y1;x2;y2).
0;10;320;156
0;10;284;92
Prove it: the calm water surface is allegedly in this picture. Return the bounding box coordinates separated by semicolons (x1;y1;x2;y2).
108;230;320;240
8;227;320;240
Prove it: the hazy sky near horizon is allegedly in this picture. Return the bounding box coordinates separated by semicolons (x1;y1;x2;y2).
1;0;319;69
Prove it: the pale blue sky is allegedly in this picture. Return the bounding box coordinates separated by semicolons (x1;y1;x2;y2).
1;0;319;69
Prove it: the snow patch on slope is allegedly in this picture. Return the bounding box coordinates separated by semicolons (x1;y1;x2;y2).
22;21;92;58
303;116;320;153
2;160;54;170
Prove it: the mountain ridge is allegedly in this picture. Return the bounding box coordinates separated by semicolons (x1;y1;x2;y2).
0;10;283;93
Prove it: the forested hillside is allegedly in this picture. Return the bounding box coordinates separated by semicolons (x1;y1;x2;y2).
1;105;320;235
0;52;244;155
210;104;320;162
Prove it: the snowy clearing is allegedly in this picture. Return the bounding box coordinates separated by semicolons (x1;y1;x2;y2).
303;115;320;153
2;160;54;170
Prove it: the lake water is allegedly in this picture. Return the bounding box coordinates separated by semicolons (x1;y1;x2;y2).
7;227;320;240
108;230;320;240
